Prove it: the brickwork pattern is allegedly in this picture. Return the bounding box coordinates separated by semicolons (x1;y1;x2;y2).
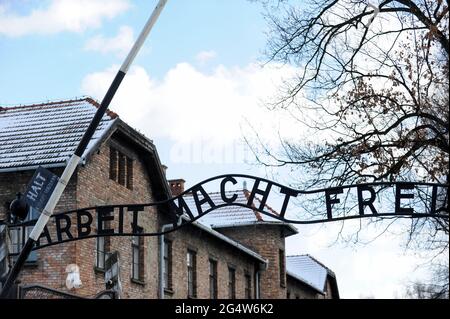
161;215;259;299
286;275;321;299
216;225;287;299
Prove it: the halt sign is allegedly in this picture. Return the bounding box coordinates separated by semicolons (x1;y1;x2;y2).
24;166;59;212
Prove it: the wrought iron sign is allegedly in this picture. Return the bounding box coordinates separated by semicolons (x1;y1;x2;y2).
24;166;59;213
4;174;448;251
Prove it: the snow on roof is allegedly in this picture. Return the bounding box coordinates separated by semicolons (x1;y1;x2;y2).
185;217;267;264
286;255;335;294
0;98;117;172
184;189;297;234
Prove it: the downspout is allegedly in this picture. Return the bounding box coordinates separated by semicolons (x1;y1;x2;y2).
159;216;182;299
255;270;260;299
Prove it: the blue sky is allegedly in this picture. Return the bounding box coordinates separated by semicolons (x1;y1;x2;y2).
0;0;267;103
0;0;436;298
0;0;273;181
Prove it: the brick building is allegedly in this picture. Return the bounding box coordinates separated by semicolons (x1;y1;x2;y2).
0;98;339;299
286;255;339;299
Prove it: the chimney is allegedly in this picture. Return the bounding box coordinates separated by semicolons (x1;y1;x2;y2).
168;179;185;197
161;164;168;177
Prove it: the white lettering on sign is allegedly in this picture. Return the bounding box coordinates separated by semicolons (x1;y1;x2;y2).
27;172;47;202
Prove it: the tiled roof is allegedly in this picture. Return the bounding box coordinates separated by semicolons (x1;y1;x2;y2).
286;255;335;294
184;189;297;234
0;98;117;172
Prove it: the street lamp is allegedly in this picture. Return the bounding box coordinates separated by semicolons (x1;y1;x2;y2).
9;193;29;221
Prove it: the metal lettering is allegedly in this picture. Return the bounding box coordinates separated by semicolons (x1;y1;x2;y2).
77;210;93;238
129;206;144;234
279;187;299;218
247;179;272;211
2;174;444;251
97;207;115;235
357;185;378;215
220;176;238;204
325;188;343;220
36;226;52;247
55;214;73;241
395;183;414;214
192;186;216;216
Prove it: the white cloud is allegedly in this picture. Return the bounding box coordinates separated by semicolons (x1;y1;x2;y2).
81;61;299;146
195;50;217;64
81;61;304;165
0;0;130;37
84;25;134;57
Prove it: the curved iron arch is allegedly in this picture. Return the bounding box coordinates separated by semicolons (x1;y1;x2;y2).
2;174;447;251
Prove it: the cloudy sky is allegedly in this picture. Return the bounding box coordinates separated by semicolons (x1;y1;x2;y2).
0;0;435;298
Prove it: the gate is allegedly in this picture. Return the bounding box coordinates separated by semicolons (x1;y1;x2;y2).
19;284;117;299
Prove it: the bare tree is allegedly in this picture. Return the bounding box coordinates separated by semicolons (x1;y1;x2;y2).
403;261;449;299
252;0;448;186
247;0;449;291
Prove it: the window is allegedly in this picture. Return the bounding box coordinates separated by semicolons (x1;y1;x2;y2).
279;249;286;287
96;216;110;270
287;290;291;299
132;235;144;281
228;266;236;299
109;147;133;190
9;228;22;260
163;239;172;290
0;225;7;276
126;157;133;189
109;147;118;181
244;273;252;299
187;250;197;298
118;153;126;185
209;259;218;299
9;207;39;264
105;251;119;290
96;236;110;270
96;237;105;269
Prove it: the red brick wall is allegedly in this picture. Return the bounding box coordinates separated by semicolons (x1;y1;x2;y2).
0;168;77;291
324;276;338;299
74;137;159;298
214;225;287;299
0;134;160;298
286;275;322;299
161;215;260;299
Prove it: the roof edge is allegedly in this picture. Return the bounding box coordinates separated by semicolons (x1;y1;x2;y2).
211;221;298;235
81;118;119;164
0;162;66;173
1;97;94;110
286;270;325;295
84;97;119;119
287;254;336;278
187;217;267;264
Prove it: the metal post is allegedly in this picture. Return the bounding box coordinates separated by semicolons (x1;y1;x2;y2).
0;0;168;298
